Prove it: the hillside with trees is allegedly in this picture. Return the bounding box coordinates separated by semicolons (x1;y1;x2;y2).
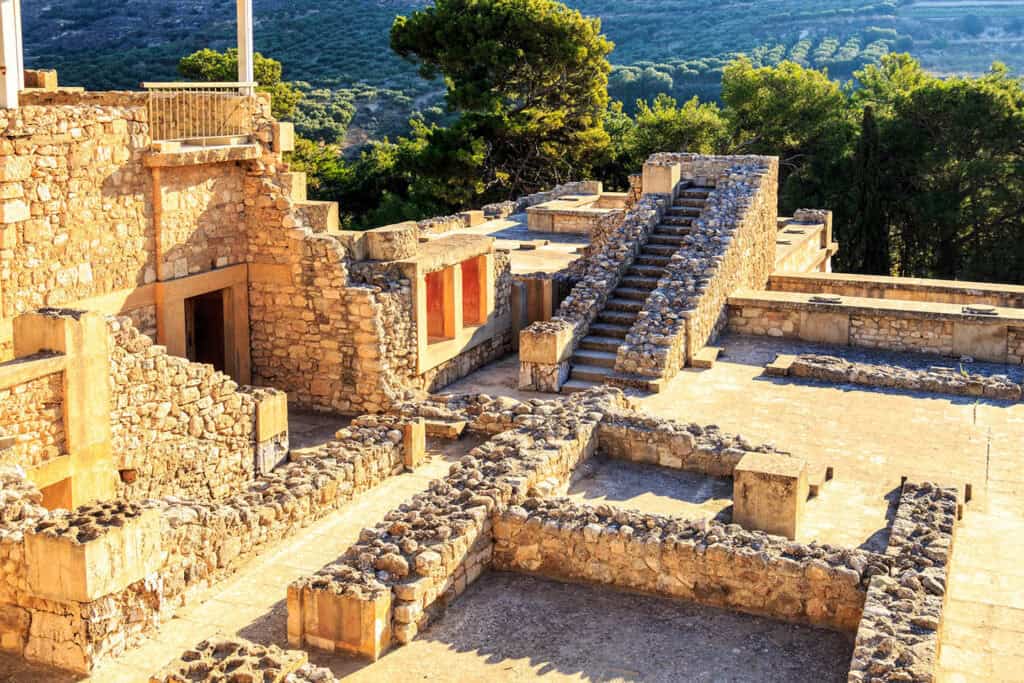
24;0;1024;145
27;0;1024;286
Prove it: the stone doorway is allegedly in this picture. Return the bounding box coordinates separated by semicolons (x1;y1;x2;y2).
185;289;227;373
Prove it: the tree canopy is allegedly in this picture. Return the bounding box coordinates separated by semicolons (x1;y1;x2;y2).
178;48;303;121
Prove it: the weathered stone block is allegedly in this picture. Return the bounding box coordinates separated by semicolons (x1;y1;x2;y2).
0;199;29;224
291;585;393;661
519;323;574;365
733;452;808;540
273;121;295;153
366;222;419;261
403;418;426;469
24;508;161;602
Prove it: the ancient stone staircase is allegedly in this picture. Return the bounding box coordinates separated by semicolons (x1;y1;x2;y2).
282;171;341;233
563;186;713;394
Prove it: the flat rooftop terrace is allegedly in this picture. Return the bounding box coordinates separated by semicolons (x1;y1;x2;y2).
424;213;588;275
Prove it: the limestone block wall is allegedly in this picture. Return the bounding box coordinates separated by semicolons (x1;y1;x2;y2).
157;163;248;277
492;498;875;632
0;94;153;357
769;273;1024;309
0;372;65;469
616;154;779;380
108;317;258;500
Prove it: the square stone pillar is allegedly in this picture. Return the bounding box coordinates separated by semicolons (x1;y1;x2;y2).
13;309;117;506
733;452;809;540
403;418;426;470
288;584;393;661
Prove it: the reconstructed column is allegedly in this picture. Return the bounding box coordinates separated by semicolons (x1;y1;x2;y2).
0;0;23;109
236;0;254;89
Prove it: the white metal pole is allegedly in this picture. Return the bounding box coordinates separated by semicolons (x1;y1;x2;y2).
0;0;21;109
236;0;254;92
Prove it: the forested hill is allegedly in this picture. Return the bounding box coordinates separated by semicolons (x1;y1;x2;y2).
27;0;1024;144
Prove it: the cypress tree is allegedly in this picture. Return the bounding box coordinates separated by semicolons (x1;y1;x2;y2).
854;106;890;275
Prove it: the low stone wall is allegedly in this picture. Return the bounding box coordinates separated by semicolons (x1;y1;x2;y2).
108;317;259;501
786;354;1023;401
482;180;603;220
0;371;65;469
615;154;779;380
769;272;1024;309
597;408;787;476
728;291;1024;363
849;482;958;682
518;196;667;391
494;498;878;632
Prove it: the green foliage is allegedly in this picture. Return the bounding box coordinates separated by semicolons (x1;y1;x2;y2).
178;48;302;120
852;106;890;274
389;0;614;202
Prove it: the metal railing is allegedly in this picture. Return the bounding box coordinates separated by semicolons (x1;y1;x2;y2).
142;81;258;144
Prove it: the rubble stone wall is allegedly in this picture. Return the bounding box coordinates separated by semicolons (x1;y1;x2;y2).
788;354;1023;401
849;483;958;682
108;317;258;501
0;372;66;469
616;154;779;379
597;408;787;476
0;416;408;673
493;498;874;632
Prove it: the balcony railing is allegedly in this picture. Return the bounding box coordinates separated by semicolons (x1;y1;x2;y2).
143;81;258;145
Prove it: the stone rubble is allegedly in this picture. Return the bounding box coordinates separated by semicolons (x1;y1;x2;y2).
789;353;1023;401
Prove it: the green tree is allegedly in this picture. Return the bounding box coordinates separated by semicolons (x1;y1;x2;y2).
721;57;856;219
390;0;614;201
178;48;303;120
851;106;890;275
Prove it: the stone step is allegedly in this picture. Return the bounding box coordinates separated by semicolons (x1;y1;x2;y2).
590;322;631;339
691;346;721;370
661;215;694;227
596;310;638;327
570;364;614;383
572;349;617;369
620;276;660;291
680;188;712;199
648;233;687;246
579;335;623;353
668;205;702;217
613;287;651;301
627;264;665;278
642;243;679;257
635;255;672;268
674;197;706;208
562;379;599;395
606;297;644;313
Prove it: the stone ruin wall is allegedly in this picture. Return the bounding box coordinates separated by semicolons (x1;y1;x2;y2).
289;387;960;681
493;499;871;633
0;93;153;360
0;371;65;470
0;410;414;673
768;273;1024;309
615;154;779;380
108;316;258;501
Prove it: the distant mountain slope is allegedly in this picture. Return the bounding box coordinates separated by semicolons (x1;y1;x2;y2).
25;0;1023;144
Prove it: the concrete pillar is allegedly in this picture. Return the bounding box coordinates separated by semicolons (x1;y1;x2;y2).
236;0;254;89
0;0;23;109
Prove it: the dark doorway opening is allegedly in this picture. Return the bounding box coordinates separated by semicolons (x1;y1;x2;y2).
185;289;227;373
